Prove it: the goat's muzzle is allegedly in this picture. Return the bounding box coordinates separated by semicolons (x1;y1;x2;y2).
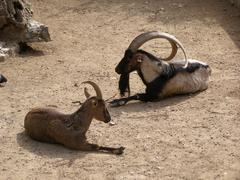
115;66;122;75
115;59;127;74
104;110;111;123
115;49;134;75
115;66;122;74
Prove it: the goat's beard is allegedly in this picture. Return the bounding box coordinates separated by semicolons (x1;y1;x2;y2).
119;73;130;97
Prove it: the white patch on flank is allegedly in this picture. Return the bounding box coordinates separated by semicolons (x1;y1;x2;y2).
140;60;163;83
159;65;211;98
139;57;211;97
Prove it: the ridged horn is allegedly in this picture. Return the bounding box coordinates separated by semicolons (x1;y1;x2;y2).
128;31;188;67
84;87;91;99
82;81;103;99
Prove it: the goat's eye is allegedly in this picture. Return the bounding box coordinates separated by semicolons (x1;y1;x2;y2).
92;100;98;107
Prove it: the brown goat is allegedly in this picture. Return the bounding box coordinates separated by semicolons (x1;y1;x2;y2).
24;81;125;155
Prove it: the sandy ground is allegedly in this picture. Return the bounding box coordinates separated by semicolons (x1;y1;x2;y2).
0;0;240;179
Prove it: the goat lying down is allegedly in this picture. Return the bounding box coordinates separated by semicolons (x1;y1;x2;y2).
24;81;125;155
110;31;211;107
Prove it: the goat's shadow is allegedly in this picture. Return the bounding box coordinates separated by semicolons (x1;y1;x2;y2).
109;93;200;114
16;131;117;166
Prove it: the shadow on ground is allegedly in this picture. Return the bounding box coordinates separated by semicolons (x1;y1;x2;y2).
19;43;45;57
16;131;118;164
17;131;85;163
109;93;200;114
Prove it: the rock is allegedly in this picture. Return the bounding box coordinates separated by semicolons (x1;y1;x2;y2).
22;20;51;43
0;0;50;60
0;41;19;60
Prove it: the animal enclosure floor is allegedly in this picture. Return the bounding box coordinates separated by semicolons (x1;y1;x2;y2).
0;0;240;179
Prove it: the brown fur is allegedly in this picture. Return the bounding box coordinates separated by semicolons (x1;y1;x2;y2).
24;94;125;155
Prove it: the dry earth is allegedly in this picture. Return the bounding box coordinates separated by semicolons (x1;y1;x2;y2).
0;0;240;179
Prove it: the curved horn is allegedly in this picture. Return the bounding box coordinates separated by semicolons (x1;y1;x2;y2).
84;87;91;99
128;31;188;67
82;81;103;99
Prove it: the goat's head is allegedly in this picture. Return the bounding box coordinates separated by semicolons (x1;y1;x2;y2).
115;31;188;96
82;81;111;123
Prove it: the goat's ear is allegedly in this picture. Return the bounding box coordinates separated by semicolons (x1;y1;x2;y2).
84;87;91;99
91;99;98;107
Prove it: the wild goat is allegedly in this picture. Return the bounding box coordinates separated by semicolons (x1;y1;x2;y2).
24;81;125;155
0;74;7;84
110;31;211;107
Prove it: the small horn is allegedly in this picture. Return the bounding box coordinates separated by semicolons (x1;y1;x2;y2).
128;31;188;67
82;81;103;99
84;87;91;99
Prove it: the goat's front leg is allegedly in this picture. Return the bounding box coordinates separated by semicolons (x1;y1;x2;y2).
47;121;125;154
80;143;125;155
110;93;155;107
98;146;125;155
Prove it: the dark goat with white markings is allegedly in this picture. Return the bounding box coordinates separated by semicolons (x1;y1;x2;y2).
110;31;211;107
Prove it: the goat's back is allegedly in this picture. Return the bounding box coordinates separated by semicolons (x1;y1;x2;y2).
24;108;68;143
160;59;211;97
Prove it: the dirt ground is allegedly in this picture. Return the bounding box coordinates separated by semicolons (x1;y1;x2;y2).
0;0;240;179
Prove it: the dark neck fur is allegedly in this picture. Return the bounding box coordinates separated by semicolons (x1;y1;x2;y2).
67;100;94;133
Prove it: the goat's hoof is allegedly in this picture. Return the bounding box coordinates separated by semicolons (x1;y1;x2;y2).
113;146;125;155
109;99;126;107
109;121;116;126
